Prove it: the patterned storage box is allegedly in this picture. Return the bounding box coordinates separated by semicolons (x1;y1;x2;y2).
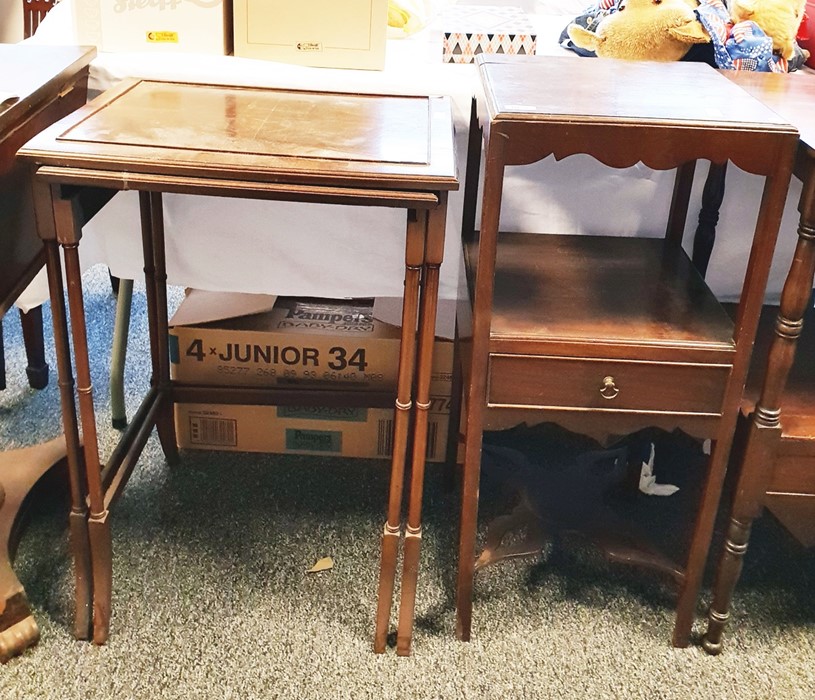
441;5;536;64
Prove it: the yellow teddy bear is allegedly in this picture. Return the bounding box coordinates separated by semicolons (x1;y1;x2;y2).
567;0;710;61
729;0;807;59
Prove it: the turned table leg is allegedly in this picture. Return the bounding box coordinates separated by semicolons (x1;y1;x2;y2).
703;169;815;654
692;162;728;278
373;209;425;653
19;306;48;391
0;306;49;392
396;198;447;656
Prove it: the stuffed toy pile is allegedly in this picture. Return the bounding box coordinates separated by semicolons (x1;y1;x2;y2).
567;0;710;62
562;0;810;72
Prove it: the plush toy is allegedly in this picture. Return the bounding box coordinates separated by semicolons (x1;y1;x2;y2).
565;0;809;70
567;0;711;61
729;0;807;59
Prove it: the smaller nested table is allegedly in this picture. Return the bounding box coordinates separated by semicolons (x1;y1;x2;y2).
456;55;797;648
702;69;815;655
18;80;457;655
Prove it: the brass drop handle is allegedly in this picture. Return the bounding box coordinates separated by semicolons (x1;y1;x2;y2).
600;375;619;400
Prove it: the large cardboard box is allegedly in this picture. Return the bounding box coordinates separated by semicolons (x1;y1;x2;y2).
232;0;387;70
174;397;451;461
170;291;455;460
169;291;454;393
440;5;536;64
72;0;233;55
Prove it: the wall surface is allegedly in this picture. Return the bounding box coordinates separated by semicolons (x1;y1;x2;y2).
1;0;22;43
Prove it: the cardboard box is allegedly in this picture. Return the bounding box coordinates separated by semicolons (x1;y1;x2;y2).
168;291;454;393
72;0;233;55
232;0;387;70
171;291;456;459
441;5;536;64
174;396;451;461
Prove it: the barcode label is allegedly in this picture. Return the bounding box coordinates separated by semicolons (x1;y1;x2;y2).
377;419;394;458
188;417;238;447
376;419;440;460
427;421;439;460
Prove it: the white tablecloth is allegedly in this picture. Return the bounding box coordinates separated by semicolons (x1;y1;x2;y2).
16;0;805;314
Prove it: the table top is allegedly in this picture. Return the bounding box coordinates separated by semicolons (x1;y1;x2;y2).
18;79;459;193
723;70;815;154
475;55;798;174
477;55;791;127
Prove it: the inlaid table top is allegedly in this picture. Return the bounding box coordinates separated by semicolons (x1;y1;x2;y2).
19;79;459;192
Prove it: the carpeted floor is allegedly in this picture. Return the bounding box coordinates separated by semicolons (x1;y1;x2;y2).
1;265;814;699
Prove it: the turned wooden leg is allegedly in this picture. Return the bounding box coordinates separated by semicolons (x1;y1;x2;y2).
703;174;815;654
691;161;728;278
1;307;48;392
62;242;111;645
674;160;793;647
139;192;178;464
373;209;424;653
396;200;447;656
702;516;752;655
702;406;784;654
43;235;93;641
47;183;112;645
19;306;48;390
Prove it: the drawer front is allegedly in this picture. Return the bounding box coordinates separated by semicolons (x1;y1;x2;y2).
488;354;730;415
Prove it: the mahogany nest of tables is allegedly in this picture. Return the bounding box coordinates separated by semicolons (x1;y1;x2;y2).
17;79;458;656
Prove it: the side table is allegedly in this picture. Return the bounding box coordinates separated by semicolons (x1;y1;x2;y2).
0;43;94;663
702;69;815;654
456;55;797;648
18;80;458;655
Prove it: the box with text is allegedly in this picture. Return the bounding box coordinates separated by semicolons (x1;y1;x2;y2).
73;0;233;54
175;394;451;461
232;0;387;70
169;290;454;393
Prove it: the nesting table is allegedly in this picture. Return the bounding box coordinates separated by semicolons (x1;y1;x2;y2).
18;79;457;654
702;69;815;654
456;55;798;648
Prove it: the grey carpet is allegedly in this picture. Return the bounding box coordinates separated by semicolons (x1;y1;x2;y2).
1;264;814;699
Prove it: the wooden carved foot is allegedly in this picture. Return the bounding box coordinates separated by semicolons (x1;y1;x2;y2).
0;436;68;662
475;496;548;571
